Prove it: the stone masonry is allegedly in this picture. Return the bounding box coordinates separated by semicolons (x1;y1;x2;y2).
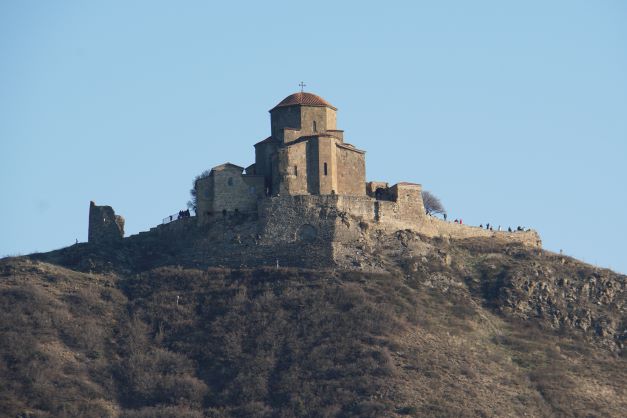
88;201;125;244
87;91;542;264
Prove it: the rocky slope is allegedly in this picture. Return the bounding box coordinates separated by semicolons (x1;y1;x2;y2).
0;234;625;417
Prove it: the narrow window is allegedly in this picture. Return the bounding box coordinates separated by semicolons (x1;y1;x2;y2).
294;165;298;176
324;162;328;176
228;177;233;186
313;121;317;132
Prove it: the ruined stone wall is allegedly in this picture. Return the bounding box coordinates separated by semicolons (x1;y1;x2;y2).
366;181;389;198
88;201;124;244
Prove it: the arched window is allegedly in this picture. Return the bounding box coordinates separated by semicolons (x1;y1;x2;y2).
227;177;233;186
294;165;298;176
324;162;328;176
313;121;317;132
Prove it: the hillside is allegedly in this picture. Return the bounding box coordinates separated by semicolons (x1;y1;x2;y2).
0;234;625;417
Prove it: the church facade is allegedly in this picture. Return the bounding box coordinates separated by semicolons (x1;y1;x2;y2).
195;92;368;222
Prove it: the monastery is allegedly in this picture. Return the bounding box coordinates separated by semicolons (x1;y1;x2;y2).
87;91;541;268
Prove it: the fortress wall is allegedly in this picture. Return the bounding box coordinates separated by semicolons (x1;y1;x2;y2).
416;217;542;247
124;213;334;269
258;195;338;243
256;194;540;249
330;195;541;247
97;191;540;272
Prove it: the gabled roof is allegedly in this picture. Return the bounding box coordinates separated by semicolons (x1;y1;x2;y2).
271;92;337;111
210;162;244;173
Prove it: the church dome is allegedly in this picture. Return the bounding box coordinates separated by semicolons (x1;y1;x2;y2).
272;92;337;111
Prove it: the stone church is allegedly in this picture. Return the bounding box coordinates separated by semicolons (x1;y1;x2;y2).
194;92;367;221
88;90;541;255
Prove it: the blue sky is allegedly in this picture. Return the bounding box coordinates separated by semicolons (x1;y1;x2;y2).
1;1;626;273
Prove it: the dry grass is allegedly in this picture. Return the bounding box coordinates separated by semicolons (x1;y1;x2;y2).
0;250;625;417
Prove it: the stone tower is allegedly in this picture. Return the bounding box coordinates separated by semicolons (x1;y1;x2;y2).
88;201;125;244
253;92;366;196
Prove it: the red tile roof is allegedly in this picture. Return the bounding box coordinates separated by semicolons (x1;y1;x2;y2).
271;92;337;111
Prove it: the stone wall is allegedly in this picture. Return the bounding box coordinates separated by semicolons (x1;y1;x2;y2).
125;213;335;269
270;106;337;144
270;106;301;143
389;183;425;223
316;136;335;195
253;140;277;192
195;166;264;224
276;140;309;195
298;106;335;139
88;201;124;244
91;190;541;271
257;195;338;243
366;181;389;198
256;192;541;249
336;144;366;195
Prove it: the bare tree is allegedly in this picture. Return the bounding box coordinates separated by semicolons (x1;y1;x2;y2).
422;190;446;216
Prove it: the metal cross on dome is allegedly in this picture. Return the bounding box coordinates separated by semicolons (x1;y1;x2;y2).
299;81;306;92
